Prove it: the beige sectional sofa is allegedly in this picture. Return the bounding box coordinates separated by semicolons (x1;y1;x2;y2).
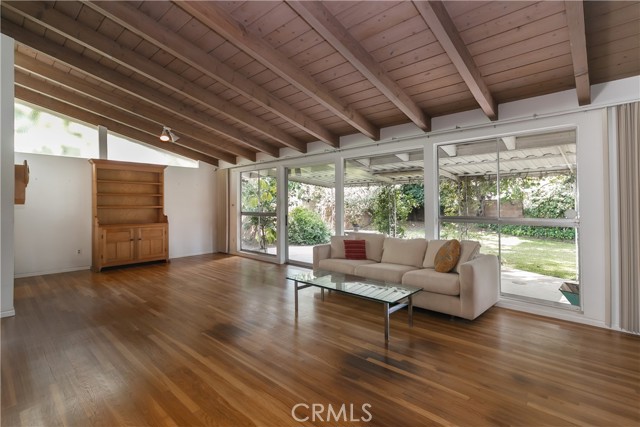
312;232;500;320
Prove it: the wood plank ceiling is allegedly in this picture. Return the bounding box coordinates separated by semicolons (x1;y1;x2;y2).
2;1;639;166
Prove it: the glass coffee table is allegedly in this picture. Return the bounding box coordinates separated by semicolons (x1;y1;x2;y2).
287;270;423;342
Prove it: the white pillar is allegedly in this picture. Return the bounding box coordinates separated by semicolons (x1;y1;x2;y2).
334;157;344;236
98;125;108;159
0;34;15;317
424;142;438;240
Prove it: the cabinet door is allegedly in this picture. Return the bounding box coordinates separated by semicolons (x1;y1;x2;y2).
137;225;167;261
102;228;135;266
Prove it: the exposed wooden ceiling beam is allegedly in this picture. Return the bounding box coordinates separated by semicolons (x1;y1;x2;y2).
288;1;431;132
2;1;279;157
15;71;231;165
0;17;260;161
14;86;219;166
75;2;307;153
15;53;239;164
83;0;339;149
414;0;498;121
565;0;591;106
176;1;380;141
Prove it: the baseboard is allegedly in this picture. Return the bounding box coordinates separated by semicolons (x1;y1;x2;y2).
496;299;608;329
169;251;217;260
14;265;90;278
1;309;15;318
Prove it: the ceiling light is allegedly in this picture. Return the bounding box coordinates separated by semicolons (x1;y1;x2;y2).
159;126;180;143
159;126;170;142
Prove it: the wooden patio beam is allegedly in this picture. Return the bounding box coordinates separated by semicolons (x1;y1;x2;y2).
176;1;380;140
288;1;431;132
0;17;261;161
14;86;219;166
3;1;279;157
565;0;591;105
84;0;338;149
15;53;239;164
414;0;498;120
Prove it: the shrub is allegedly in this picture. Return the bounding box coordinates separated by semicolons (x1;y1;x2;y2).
288;207;331;245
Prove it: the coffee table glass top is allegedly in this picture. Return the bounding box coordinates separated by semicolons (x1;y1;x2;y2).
287;270;422;304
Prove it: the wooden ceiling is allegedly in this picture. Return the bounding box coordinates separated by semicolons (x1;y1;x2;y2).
2;1;639;166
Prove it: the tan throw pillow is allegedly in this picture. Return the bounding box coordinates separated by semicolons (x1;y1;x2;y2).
434;239;461;273
330;235;350;258
381;238;428;268
423;240;448;268
349;232;385;262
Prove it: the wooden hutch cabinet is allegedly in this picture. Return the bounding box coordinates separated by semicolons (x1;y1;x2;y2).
90;159;169;272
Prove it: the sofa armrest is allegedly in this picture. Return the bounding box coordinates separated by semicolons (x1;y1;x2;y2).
313;244;331;270
458;254;500;320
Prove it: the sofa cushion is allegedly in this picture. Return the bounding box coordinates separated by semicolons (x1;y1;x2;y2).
349;232;385;262
402;269;461;296
423;240;448;268
344;240;367;260
434;239;461;273
330;235;350;259
452;240;481;273
354;263;419;284
381;237;428;268
318;258;376;275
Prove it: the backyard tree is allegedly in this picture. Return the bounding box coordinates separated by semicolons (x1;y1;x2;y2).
371;185;420;237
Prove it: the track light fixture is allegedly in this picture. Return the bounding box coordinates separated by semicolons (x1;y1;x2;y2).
159;126;180;143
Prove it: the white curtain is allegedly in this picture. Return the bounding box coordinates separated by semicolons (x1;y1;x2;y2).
617;102;640;333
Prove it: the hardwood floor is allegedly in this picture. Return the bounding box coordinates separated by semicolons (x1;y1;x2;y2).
2;254;639;427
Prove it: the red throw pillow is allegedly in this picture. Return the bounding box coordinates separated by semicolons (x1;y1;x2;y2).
344;240;367;260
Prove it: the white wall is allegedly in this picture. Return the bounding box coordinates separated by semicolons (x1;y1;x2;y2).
165;162;217;257
13;153;217;277
14;154;92;277
1;34;15;317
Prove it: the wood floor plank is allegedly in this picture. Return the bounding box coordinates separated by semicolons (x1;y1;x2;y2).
2;254;639;426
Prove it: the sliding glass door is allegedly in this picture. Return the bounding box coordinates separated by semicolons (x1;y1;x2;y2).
286;163;335;264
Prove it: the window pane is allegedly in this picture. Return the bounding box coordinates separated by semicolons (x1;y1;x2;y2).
108;133;198;168
500;225;578;305
240;168;277;255
438;140;497;217
241;215;277;255
15;102;98;158
241;169;277;213
439;222;498;257
344;150;424;237
438;131;580;309
498;131;576;219
287;164;334;264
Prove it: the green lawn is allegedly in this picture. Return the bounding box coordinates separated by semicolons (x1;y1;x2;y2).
441;228;577;280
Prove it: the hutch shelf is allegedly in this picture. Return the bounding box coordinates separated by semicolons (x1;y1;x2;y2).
90;159;169;272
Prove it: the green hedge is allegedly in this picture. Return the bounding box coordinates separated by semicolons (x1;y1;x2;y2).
288;207;331;245
478;223;575;240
